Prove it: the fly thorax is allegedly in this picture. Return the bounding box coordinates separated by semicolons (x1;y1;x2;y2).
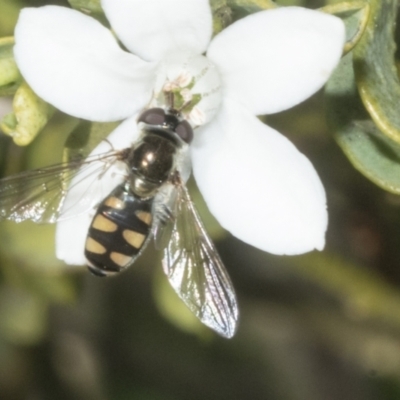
152;52;223;127
128;133;177;198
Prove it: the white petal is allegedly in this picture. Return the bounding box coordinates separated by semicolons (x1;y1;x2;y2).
56;216;90;265
207;7;345;115
101;0;212;62
191;100;327;255
14;6;155;121
56;115;140;265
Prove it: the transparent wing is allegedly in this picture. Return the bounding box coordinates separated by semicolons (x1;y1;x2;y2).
0;150;129;223
154;178;238;338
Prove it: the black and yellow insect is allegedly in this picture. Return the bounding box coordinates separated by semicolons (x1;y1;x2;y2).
0;107;238;338
85;185;153;276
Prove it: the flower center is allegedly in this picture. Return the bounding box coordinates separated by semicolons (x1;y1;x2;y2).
152;52;222;127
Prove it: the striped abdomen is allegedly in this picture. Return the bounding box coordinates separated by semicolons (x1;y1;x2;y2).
85;184;154;276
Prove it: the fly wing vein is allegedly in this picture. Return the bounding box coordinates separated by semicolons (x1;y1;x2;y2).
0;150;126;223
161;182;238;338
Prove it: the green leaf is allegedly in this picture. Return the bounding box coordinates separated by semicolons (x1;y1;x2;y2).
326;53;400;194
0;0;21;37
68;0;103;14
319;1;370;55
0;37;22;96
1;245;79;304
24;112;80;170
227;0;277;14
273;0;303;5
289;252;400;332
68;0;108;24
63;120;120;163
353;0;400;144
211;0;277;33
227;0;277;23
211;0;232;34
0;222;63;273
0;286;48;345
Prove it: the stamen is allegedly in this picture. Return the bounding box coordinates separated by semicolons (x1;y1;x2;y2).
153;52;223;127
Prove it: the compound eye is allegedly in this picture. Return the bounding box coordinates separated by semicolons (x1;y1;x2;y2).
175;120;193;144
138;108;166;126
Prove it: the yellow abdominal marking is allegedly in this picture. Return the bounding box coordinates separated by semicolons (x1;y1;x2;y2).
85;237;107;254
92;214;118;232
135;211;152;226
110;252;132;267
123;229;146;248
105;196;125;209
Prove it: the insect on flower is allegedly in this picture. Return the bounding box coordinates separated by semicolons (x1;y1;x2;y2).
0;90;239;338
1;0;346;338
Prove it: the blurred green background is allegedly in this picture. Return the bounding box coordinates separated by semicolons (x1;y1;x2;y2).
1;0;400;399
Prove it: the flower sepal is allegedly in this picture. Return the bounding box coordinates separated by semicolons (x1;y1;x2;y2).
1;82;54;146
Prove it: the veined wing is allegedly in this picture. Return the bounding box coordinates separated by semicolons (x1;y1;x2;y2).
0;149;129;223
155;178;238;338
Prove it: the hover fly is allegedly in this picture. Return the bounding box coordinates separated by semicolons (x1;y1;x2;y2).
0;105;238;338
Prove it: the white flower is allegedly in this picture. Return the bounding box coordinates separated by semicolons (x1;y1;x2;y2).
13;0;345;264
